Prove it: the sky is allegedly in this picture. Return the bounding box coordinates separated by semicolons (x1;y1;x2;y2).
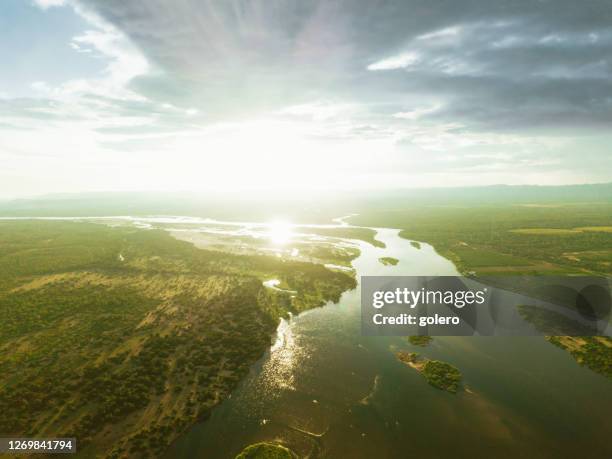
1;0;612;198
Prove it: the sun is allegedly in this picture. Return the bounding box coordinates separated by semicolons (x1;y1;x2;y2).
267;220;292;245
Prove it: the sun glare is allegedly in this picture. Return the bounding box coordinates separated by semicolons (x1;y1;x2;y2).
267;221;292;245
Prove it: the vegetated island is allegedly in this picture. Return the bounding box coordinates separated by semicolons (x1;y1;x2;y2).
397;351;462;393
406;335;433;347
300;226;386;248
379;256;399;266
410;241;421;249
235;442;297;459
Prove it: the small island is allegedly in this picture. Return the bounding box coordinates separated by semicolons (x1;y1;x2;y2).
379;256;399;266
406;335;433;347
235;442;297;459
410;241;421;249
397;351;462;393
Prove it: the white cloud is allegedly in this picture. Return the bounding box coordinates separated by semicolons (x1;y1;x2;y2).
26;3;151;106
539;34;564;44
278;102;354;121
71;28;148;87
393;104;442;121
3;0;612;197
417;26;461;41
33;0;66;10
31;81;51;92
367;52;419;71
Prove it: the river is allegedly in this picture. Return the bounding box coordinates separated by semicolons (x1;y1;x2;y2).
165;225;612;458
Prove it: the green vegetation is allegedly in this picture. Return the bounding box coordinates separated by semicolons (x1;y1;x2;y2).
235;442;297;459
294;243;360;267
353;203;612;276
396;352;462;393
510;228;582;235
547;336;612;379
517;306;612;378
577;226;612;233
299;226;386;248
517;305;599;336
397;351;420;366
170;226;361;268
378;256;399;266
406;335;433;347
0;221;355;458
512;226;612;235
422;360;462;393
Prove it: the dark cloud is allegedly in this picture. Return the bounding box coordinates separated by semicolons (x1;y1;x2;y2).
72;0;612;133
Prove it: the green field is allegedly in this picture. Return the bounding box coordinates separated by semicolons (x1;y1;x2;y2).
575;226;612;233
0;221;355;458
511;226;612;235
510;228;582;235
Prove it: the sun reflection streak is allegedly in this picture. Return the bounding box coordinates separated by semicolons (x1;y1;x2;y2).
267;220;293;245
262;316;299;391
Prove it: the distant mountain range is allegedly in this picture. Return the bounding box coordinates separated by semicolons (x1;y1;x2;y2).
1;183;611;222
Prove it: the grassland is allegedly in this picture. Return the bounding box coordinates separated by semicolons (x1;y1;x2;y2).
510;228;582;235
0;221;355;458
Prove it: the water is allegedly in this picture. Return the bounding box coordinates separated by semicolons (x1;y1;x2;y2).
167;227;612;458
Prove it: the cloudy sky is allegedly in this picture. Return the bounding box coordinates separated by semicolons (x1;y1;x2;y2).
2;0;612;198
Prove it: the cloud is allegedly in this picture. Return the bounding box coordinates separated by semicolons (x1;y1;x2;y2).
417;25;462;41
3;0;612;196
393;104;442;120
278;102;355;121
71;0;612;131
33;0;66;10
367;52;420;71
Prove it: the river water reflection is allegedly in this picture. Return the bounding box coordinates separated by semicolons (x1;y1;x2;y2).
161;226;612;458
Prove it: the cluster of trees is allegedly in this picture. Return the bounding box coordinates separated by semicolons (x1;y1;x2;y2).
407;335;433;347
297;243;360;267
549;336;612;379
301;227;385;248
421;360;462;393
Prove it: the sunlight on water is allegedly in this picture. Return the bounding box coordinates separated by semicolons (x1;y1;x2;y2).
262;316;299;391
267;220;293;244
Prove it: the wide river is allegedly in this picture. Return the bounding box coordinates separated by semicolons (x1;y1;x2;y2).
165;225;612;458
